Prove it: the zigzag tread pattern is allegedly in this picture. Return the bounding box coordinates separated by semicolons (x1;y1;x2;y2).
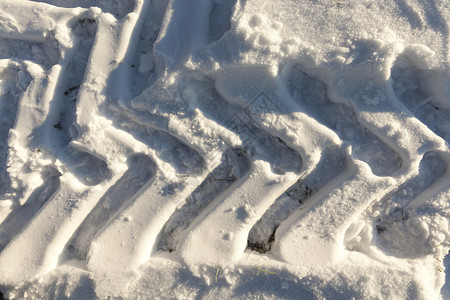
0;0;449;298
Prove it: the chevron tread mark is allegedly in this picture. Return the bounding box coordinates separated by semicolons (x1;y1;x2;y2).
0;0;449;299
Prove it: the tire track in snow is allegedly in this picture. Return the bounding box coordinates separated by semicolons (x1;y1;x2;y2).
86;72;302;292
0;16;71;258
43;16;112;187
247;147;346;253
333;48;450;265
214;65;395;266
129;0;170;98
0;166;60;252
0;0;151;285
0;1;82;270
158;148;250;252
154;0;237;70
0;4;99;282
373;150;450;258
157;75;301;257
154;0;213;70
0;61;32;203
245;62;403;252
286;64;402;177
392;53;450;142
81;1;243;278
356;50;450;261
86;99;240;295
271;48;448;265
0;0;449;298
63;154;155;261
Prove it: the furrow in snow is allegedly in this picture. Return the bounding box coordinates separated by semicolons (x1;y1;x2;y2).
215;65;385;265
331;53;446;174
63;154;155;261
391;52;450;143
86;84;243;296
285;64;402;177
0;61;31;211
177;159;298;265
273;160;393;265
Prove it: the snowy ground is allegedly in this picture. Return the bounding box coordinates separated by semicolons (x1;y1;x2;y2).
0;0;449;299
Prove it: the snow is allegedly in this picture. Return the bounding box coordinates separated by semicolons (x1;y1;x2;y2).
0;0;449;299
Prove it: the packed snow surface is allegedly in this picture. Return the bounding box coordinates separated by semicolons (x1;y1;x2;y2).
0;0;449;299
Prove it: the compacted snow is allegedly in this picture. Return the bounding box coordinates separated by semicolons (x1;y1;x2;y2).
0;0;449;299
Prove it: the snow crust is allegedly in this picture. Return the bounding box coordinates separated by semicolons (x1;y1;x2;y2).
0;0;449;299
